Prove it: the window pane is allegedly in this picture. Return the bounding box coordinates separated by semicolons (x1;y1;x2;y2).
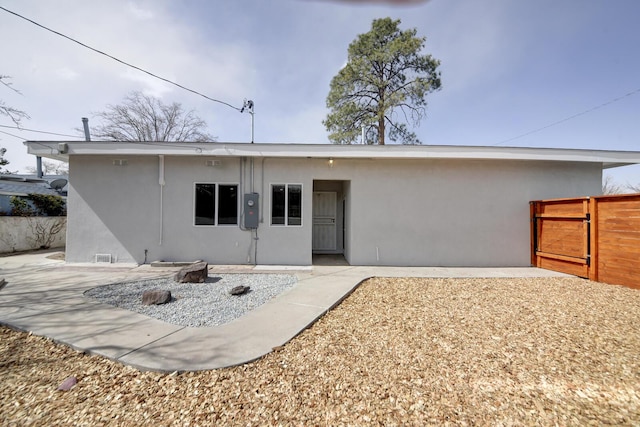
271;184;285;225
288;185;302;226
218;185;238;225
195;184;215;225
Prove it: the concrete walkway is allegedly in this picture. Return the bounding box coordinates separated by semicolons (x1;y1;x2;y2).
0;250;570;372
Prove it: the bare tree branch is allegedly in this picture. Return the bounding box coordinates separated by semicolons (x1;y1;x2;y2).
0;75;30;126
91;91;216;142
602;175;624;195
626;182;640;193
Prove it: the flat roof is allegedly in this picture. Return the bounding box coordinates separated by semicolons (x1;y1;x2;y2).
24;141;640;169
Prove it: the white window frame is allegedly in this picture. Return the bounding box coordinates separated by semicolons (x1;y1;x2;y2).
193;182;239;227
270;183;303;227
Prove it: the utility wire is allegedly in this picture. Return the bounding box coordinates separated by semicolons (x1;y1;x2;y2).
0;6;243;112
0;124;79;138
0;129;26;139
493;88;640;146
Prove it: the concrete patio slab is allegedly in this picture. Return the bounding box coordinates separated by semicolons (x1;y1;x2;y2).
0;250;571;372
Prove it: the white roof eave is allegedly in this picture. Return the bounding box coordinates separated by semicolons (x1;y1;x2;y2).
24;141;640;168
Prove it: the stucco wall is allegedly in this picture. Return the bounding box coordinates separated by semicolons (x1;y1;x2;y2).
65;155;601;266
0;216;66;253
344;159;600;266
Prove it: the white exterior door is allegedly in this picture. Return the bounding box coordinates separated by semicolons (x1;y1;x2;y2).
313;191;337;251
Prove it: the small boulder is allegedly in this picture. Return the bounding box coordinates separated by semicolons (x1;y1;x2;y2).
57;376;77;391
142;289;172;305
175;262;208;283
230;285;250;295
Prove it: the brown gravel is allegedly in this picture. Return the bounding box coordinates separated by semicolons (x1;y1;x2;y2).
2;276;640;426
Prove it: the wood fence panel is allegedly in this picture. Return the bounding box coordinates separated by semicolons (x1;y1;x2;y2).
532;194;640;289
537;220;585;258
594;195;640;289
537;256;589;278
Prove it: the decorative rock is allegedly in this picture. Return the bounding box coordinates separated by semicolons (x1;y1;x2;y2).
230;285;250;295
57;376;77;391
175;262;208;283
142;289;172;305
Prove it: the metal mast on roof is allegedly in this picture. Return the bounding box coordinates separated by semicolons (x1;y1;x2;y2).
240;99;254;143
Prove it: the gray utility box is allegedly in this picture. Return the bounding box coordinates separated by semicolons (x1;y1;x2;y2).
244;193;259;229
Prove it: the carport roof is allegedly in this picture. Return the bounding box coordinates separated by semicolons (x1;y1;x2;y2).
25;141;640;169
0;174;62;197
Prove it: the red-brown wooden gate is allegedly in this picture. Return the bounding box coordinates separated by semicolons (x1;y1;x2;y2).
531;194;640;289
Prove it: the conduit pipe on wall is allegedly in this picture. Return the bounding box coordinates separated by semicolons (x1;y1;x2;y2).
260;157;267;224
239;157;254;263
239;157;246;230
250;158;254;193
158;155;165;246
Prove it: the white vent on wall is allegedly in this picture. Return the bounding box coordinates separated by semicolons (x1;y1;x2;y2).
206;160;221;167
95;253;112;263
113;159;128;166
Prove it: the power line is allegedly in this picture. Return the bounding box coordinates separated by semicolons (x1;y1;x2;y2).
0;129;25;139
493;88;640;146
0;6;243;112
0;124;79;138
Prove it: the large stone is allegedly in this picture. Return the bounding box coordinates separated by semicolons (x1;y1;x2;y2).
57;376;77;391
142;289;172;305
175;262;208;283
230;285;250;295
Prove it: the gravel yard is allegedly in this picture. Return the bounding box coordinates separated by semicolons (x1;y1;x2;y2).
2;276;640;425
84;274;298;327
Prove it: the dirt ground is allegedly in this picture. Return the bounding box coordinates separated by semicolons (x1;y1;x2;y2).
2;276;639;426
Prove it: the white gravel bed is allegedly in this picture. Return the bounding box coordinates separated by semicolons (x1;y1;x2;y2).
84;273;297;327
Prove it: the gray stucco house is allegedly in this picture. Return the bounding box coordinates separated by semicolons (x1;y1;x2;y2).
25;141;640;266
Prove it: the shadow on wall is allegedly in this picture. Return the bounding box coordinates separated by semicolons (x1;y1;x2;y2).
0;217;66;254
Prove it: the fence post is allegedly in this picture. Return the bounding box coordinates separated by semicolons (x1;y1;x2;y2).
589;197;598;282
530;201;536;267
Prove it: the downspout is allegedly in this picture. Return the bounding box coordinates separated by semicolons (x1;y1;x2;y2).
239;157;245;230
158;155;165;245
239;157;253;263
260;157;266;224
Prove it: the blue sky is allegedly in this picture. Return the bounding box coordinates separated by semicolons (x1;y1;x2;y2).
1;0;639;186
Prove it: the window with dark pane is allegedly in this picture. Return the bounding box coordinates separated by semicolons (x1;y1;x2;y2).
271;184;285;225
195;183;215;225
288;184;302;225
218;185;238;225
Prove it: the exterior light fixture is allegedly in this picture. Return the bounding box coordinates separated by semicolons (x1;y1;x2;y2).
329;158;334;167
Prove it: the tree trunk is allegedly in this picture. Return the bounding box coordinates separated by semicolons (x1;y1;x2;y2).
377;84;386;145
378;115;385;145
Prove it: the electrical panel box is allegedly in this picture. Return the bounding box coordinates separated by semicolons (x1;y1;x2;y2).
244;193;259;229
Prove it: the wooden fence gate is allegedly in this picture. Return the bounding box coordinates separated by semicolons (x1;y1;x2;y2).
531;194;640;289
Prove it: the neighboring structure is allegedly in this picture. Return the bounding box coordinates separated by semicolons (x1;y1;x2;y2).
24;141;640;266
0;174;67;215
